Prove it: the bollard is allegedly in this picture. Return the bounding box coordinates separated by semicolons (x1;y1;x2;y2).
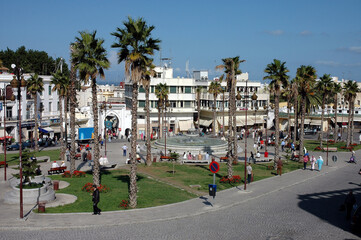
53;180;59;190
38;202;46;213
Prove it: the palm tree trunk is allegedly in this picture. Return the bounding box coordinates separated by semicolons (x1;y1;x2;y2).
274;89;280;164
197;92;201;133
223;93;225;136
69;64;76;175
213;96;216;136
347;101;352;146
334;96;338;142
59;97;64;161
129;82;138;208
320;98;325;148
299;97;306;158
34;94;39;152
158;106;161;140
351;100;355;144
227;89;233;178
145;84;151;166
287;102;291;141
293;95;298;144
91;79;100;187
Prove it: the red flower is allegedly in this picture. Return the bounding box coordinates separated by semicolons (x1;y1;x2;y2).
119;200;129;209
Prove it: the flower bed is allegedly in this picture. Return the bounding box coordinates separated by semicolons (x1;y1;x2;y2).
314;146;321;150
62;170;86;178
119;199;129;209
81;182;109;193
220;175;241;183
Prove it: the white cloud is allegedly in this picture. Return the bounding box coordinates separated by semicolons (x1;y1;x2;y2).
108;50;120;68
349;46;361;54
265;30;284;36
315;60;340;67
300;30;312;36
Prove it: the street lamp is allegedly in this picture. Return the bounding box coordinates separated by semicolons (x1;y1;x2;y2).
10;64;27;219
263;104;268;157
164;97;170;156
100;101;112;157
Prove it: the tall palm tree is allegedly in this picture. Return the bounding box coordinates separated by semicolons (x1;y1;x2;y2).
111;17;160;208
296;65;317;157
51;70;69;161
208;81;222;136
27;73;44;152
69;49;78;175
216;57;244;178
71;31;110;186
332;82;342;142
263;59;289;164
343;80;360;146
195;86;202;133
155;83;169;139
291;78;299;144
315;74;333;148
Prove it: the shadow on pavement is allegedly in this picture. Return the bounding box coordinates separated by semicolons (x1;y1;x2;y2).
199;196;213;207
298;186;361;238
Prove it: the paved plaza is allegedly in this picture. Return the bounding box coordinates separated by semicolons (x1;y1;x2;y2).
0;137;360;239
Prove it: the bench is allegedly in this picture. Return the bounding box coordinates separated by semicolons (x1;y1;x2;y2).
160;156;176;161
48;166;67;175
220;157;229;162
37;156;50;162
182;159;210;164
323;147;337;152
255;158;273;163
0;161;8;168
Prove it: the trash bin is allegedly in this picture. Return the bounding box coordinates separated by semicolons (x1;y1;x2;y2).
208;184;217;198
264;151;269;157
38;201;46;213
53;180;59;190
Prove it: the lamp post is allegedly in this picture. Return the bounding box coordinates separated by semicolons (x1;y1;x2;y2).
10;64;27;219
100;101;112;157
164;97;170;156
240;79;249;190
264;104;268;157
251;92;258;134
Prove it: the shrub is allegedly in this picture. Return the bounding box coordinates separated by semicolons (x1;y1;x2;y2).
81;182;109;193
314;146;321;150
220;175;241;183
62;170;86;178
119;199;129;209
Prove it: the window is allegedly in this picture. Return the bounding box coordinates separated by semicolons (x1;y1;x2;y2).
139;86;145;93
156;72;162;78
151;86;154;93
170;86;177;93
6;106;12;119
184;101;191;108
49;102;52;112
185;86;192;93
139;100;145;108
48;86;52;95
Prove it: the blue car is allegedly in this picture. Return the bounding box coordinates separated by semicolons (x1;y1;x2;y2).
6;142;25;151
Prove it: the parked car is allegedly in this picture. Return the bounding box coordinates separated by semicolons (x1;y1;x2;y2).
6;142;26;151
304;129;317;135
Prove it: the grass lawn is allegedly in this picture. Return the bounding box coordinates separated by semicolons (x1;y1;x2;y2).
138;160;303;195
303;140;361;152
45;169;196;213
0;149;61;166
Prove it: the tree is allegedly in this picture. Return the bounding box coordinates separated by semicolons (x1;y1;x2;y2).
27;73;44;152
331;82;342;142
71;31;110;186
51;70;69;162
343;80;360;146
69;47;78;175
155;83;169;140
111;17;160;208
315;74;333;148
296;65;317;157
291;78;299;144
208;81;222;136
263;59;289;164
216;57;244;178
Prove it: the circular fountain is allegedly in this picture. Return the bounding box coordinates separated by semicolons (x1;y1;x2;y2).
153;135;229;155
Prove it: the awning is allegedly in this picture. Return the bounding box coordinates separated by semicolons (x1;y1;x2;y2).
51;126;62;133
0;136;13;140
199;119;213;127
217;116;255;127
310;120;322;126
38;127;54;134
178;120;194;131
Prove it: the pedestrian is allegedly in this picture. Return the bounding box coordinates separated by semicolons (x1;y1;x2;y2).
136;144;140;153
247;163;253;184
91;185;101;215
303;154;309;170
205;152;209;161
52;161;59;168
100;139;104;149
337;132;341;141
122;144;128;156
291;142;295;151
277;157;283;176
316;156;324;171
66;149;70;162
183;152;187;160
359;134;361;144
281;140;285;152
344;190;356;219
87;150;92;167
310;155;316;171
61;161;66;167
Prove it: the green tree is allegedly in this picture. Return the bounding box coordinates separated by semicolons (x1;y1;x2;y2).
208;81;222;136
343;80;360;146
263;59;289;164
331;82;342;142
155;83;169;139
111;17;160;208
315;74;333;148
71;31;110;186
27;73;44;152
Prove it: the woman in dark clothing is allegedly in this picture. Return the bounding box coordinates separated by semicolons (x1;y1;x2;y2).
92;185;101;215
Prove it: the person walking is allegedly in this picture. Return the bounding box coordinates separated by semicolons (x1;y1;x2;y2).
310;155;316;171
122;144;128;156
65;149;70;162
277;157;283;176
344;190;356;219
281;140;285;152
303;154;309;170
317;156;324;171
92;185;101;215
247;163;253;184
87;150;92;167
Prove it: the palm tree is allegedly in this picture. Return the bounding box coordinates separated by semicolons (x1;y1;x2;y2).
291;78;299;144
343;80;360;146
71;31;110;186
263;59;289;164
296;65;317;157
315;74;333;148
155;83;169;139
208;81;222;136
195;86;202;133
27;73;44;152
51;70;69;161
216;57;244;178
331;82;342;142
111;17;160;208
69;50;78;175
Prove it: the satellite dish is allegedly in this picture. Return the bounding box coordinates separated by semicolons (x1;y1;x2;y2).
11;64;16;69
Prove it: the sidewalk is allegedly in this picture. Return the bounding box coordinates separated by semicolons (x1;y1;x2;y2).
0;145;356;230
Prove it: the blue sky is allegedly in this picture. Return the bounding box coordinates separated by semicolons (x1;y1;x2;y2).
1;0;360;84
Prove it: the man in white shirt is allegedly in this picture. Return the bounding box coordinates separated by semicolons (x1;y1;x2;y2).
122;144;128;156
52;161;59;168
